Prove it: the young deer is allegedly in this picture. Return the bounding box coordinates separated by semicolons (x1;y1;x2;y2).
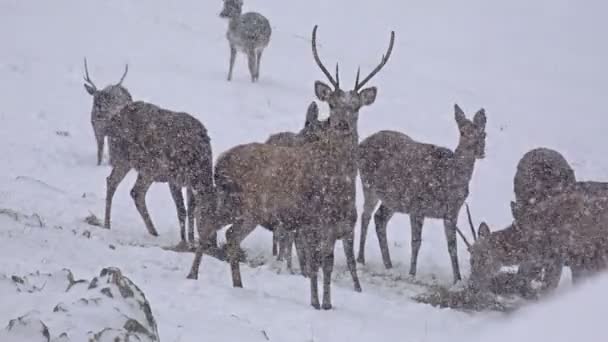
265;101;329;273
83;58;130;166
220;0;271;82
357;105;487;283
188;25;395;310
104;101;215;247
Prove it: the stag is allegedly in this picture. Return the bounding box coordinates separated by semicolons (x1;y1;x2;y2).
357;105;487;283
188;25;395;310
83;59;207;247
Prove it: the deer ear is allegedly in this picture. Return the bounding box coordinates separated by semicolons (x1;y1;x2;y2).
314;81;332;102
478;222;491;239
306;101;319;122
84;84;96;95
360;87;377;106
454;104;467;127
473;108;487;129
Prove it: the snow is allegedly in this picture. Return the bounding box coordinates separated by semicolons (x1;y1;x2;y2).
1;0;607;341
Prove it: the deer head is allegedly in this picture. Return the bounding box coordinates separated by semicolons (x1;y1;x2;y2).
311;25;394;136
220;0;243;18
83;58;131;121
454;104;487;159
299;101;330;143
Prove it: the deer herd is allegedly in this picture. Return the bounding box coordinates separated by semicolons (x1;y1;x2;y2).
80;0;608;310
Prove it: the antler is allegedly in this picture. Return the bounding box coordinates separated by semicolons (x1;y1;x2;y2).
354;30;395;91
312;25;339;89
465;203;478;241
83;57;98;91
116;63;129;86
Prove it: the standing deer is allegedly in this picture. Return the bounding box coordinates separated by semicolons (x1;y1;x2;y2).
188;25;395;310
104;101;215;248
82;58;130;166
220;0;271;82
357;105;487;283
265;101;329;273
83;59;207;248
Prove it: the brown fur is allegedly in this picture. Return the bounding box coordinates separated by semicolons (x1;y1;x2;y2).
104;101;215;244
357;104;487;283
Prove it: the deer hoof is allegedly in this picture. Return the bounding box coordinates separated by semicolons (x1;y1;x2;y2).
354;284;362;293
321;303;332;310
356;256;365;264
311;302;321;310
186;272;198;280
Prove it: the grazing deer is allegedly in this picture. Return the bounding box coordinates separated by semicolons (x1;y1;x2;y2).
188;25;395;310
265;101;329;273
357;105;487;284
104;101;215;247
83;59;207;247
82;58;130;166
220;0;271;82
466;147;608;295
467;183;608;295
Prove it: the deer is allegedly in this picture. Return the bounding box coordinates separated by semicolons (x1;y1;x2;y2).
467;185;608;297
83;59;208;248
265;101;329;274
465;148;608;296
188;25;395;310
103;101;215;251
357;104;487;284
220;0;271;82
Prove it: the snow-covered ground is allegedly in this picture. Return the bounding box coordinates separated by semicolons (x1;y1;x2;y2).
1;0;607;340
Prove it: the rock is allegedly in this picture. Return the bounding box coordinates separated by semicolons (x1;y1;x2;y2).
0;267;159;341
0;311;50;342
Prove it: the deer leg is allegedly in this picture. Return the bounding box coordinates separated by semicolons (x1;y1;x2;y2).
187;191;218;280
255;49;263;81
357;188;378;264
169;183;187;244
281;229;295;273
94;128;105;166
130;174;158;237
272;226;279;256
227;44;236;81
226;219;257;288
305;230;321;309
295;229;308;277
540;258;563;293
343;229;362;292
186;187;196;243
408;214;425;278
247;49;256;83
321;234;337;310
104;164;130;229
443;218;462;283
374;204;395;269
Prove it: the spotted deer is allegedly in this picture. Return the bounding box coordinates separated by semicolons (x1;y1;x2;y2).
84;59;207;247
357;105;487;284
104;101;215;249
466;148;608;296
220;0;271;82
188;25;395;310
265;101;329;273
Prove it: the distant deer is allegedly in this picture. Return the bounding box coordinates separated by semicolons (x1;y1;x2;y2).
82;58;130;166
357;105;487;284
83;59;207;247
265;101;329;273
220;0;271;82
104;101;215;249
188;25;395;310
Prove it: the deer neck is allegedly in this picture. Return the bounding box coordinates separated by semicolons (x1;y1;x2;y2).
451;140;478;187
